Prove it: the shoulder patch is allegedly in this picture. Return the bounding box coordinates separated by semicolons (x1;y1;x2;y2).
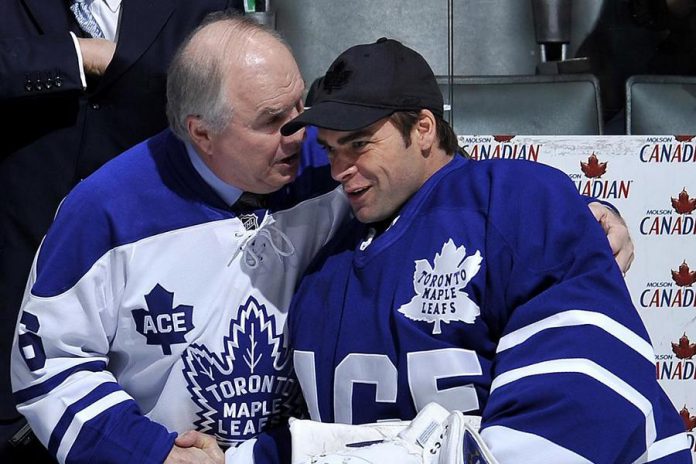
131;284;195;355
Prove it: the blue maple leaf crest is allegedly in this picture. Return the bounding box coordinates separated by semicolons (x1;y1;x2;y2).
131;284;194;355
181;296;301;447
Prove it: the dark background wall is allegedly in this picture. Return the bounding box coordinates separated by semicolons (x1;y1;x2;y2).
271;0;696;130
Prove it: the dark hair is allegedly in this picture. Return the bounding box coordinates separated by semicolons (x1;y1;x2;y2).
389;111;460;155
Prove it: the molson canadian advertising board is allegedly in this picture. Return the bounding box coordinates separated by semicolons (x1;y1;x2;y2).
459;135;696;460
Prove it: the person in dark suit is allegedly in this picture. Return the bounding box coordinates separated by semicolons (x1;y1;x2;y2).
0;1;241;462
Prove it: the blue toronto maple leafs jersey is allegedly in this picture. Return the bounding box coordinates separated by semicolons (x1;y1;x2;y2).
11;128;349;464
289;155;690;463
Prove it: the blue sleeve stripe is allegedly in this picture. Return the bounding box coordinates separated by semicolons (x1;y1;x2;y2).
58;390;132;463
496;310;654;362
13;360;107;404
48;382;122;456
64;399;176;464
490;358;656;451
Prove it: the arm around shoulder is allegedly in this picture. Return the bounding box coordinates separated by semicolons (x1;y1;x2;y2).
481;162;689;463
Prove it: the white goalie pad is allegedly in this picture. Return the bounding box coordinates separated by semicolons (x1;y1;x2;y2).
291;403;498;464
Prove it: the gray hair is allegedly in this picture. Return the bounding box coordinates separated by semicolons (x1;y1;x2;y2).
166;10;289;141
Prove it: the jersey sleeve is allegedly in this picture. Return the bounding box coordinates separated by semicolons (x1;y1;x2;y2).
10;186;175;464
479;162;689;463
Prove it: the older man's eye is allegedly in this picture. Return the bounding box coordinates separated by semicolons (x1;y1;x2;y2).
266;115;282;126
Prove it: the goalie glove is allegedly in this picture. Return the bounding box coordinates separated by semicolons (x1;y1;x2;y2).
290;402;498;464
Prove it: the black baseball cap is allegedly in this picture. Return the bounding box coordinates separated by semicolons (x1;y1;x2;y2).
281;38;443;136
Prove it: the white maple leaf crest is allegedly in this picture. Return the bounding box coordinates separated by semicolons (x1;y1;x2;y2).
398;239;482;334
181;296;302;447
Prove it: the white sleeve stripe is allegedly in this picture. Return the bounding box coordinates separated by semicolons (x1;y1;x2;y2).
55;390;131;463
632;432;690;463
490;358;657;452
496;310;654;362
480;425;593;463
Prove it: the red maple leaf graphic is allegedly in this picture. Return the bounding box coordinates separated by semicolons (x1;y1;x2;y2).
674;135;696;142
580;153;607;178
671;188;696;214
672;333;696;359
680;406;696;431
493;135;515;143
672;261;696;287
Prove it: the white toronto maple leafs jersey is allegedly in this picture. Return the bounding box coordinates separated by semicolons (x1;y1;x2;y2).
289;155;691;463
11;128;349;464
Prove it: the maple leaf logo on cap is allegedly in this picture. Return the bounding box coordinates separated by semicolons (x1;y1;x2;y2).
322;60;352;94
580;153;607;178
672;260;696;287
671;188;696;214
679;406;696;432
672;333;696;359
493;135;515;143
674;135;695;142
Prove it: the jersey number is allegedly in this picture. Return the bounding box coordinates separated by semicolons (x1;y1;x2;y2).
18;311;47;371
294;348;481;423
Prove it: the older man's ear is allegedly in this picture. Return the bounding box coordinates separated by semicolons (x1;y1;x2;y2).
589;202;635;274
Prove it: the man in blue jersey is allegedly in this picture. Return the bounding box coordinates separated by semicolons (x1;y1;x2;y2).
278;38;690;463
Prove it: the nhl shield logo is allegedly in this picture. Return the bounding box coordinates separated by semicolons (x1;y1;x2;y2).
239;213;260;230
398;239;482;334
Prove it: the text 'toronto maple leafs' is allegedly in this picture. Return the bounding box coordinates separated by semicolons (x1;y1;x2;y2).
181;296;297;446
399;239;482;335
